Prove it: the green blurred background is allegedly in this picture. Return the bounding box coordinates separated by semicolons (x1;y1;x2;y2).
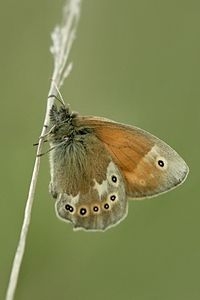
0;1;199;299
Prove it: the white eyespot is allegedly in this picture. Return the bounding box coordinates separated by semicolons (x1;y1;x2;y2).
78;206;89;217
155;156;168;170
108;193;118;202
91;204;101;214
64;203;75;214
108;174;119;187
106;161;120;187
111;175;117;183
102;202;111;211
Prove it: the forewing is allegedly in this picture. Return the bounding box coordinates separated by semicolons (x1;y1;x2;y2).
77;116;189;199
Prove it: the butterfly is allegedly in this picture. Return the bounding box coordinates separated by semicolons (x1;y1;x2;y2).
47;104;189;231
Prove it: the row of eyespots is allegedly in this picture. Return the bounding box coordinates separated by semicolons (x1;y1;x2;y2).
64;193;118;217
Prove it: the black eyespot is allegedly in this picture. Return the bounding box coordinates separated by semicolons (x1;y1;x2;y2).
158;160;165;167
110;195;116;201
65;204;74;213
93;206;99;212
65;204;70;210
80;208;87;215
111;175;117;183
104;203;110;210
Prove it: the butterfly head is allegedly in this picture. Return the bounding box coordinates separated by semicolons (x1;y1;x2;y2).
48;105;77;144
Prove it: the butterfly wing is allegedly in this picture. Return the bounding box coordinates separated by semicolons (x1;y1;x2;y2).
55;160;128;231
76;116;189;199
49;128;128;231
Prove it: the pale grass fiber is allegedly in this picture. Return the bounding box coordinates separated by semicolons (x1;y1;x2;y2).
6;1;82;299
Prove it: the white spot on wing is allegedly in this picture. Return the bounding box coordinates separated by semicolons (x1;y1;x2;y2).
71;193;80;205
57;193;80;205
93;179;108;198
156;156;168;170
93;161;121;197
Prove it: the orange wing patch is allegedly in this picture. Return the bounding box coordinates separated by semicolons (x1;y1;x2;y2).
77;117;159;198
93;126;160;198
